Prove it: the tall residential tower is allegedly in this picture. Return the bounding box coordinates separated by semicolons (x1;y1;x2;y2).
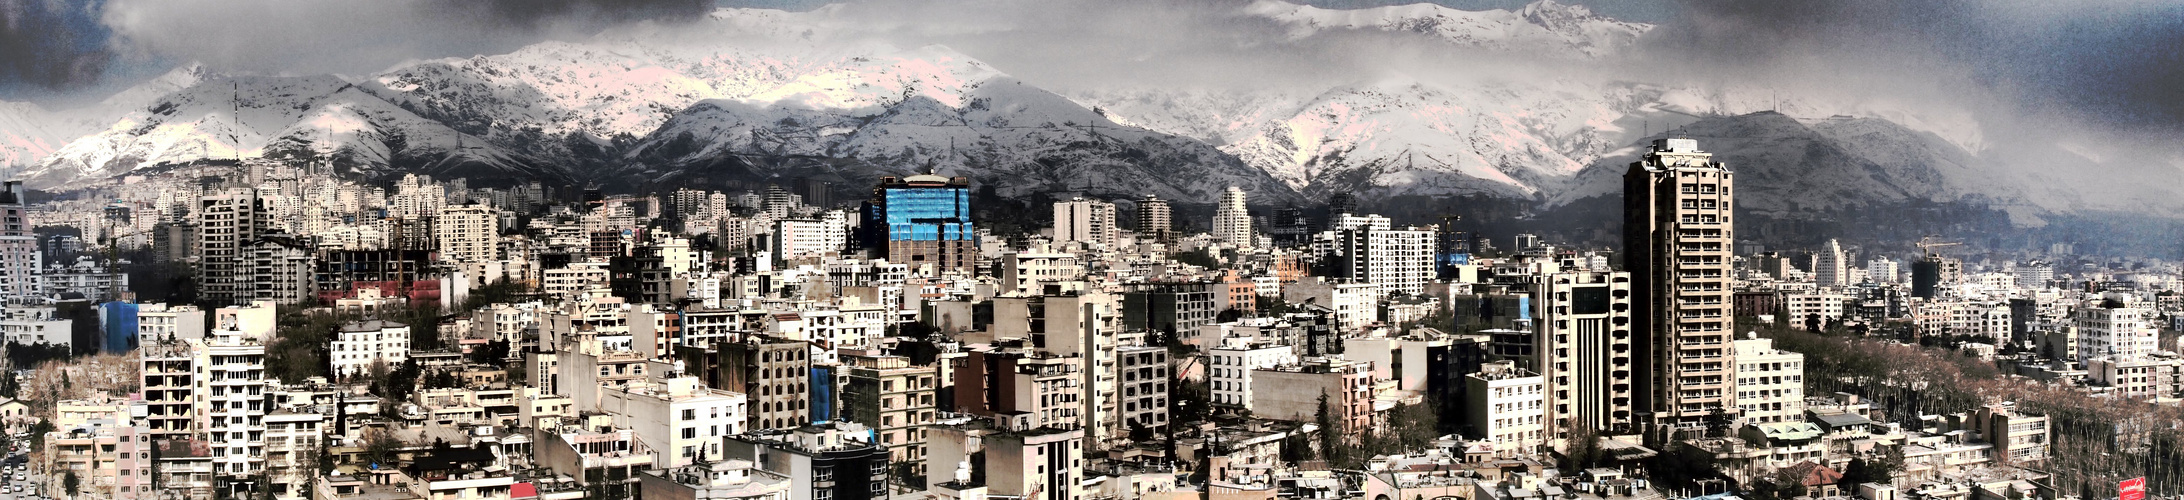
1623;138;1735;430
1137;195;1172;241
1212;186;1252;246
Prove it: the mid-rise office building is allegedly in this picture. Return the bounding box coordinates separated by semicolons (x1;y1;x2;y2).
723;422;890;500
1325;224;1436;297
237;234;316;306
859;173;976;273
718;336;813;432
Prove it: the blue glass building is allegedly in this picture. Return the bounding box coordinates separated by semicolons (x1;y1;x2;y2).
100;301;138;353
860;173;976;272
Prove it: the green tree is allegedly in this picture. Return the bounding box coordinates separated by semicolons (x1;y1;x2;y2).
27;418;52;452
1128;419;1154;443
1704;407;1736;438
361;428;403;468
1313;390;1350;467
1562;418;1603;473
1772;467;1810;499
1171;249;1220;269
62;470;80;499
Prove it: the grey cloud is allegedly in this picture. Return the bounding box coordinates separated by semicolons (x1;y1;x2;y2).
0;0;112;92
100;0;710;76
1652;0;2184;129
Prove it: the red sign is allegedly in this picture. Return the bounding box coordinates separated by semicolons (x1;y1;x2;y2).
2121;477;2146;500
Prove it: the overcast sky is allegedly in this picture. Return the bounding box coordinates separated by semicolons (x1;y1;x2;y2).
3;0;2182;133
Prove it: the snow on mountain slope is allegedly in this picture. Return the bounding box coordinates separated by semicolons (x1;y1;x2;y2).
21;74;551;188
1245;0;1650;57
1551;112;2040;214
1212;78;1656;199
630;74;1299;202
0;102;65;174
0;0;2164;223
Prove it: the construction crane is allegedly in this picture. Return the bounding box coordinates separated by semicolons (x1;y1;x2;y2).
1916;235;1961;258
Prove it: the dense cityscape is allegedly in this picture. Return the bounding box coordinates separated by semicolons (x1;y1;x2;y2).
0;135;2173;500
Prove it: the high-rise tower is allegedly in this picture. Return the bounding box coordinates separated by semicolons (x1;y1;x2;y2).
1054;198;1119;248
198;187;267;306
0;181;39;302
1814;239;1847;287
1623;138;1734;430
1137;195;1172;241
1213;186;1252;246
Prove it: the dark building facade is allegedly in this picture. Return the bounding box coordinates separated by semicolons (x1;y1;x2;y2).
1121;282;1218;335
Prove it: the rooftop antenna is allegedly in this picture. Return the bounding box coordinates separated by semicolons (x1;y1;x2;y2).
231;80;244;165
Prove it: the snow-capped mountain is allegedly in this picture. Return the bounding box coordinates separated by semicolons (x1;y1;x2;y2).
1;0;2177;224
23;73;556;188
1244;0;1650;58
626;73;1297;201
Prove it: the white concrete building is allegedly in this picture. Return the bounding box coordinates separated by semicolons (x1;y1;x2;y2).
594;376;748;468
2086;354;2183;400
2074;296;2156;361
331;320;411;379
137;303;207;342
1732;336;1805;424
2016;262;2054;289
435;203;498;264
1283;278;1378;333
1866;258;1900;284
1325;224;1436;297
1207;339;1296;411
773;215;847;261
198;330;268;477
1783;291;1846;330
1212;186;1252;246
0;306;69;348
999;249;1080;295
1465;361;1544;457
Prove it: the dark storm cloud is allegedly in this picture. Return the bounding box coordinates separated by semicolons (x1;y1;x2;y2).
1655;0;2184;128
0;0;112;91
99;0;711;76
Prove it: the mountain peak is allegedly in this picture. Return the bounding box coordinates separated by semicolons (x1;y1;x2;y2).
1244;0;1649;58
